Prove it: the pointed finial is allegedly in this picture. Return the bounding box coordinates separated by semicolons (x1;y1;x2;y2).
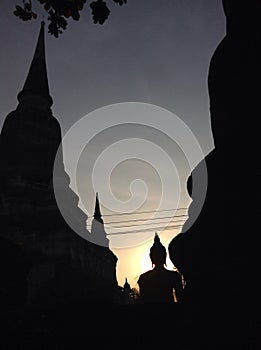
124;277;130;289
154;232;160;243
93;192;103;224
17;19;53;108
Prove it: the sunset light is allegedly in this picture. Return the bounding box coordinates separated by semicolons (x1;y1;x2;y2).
1;1;256;347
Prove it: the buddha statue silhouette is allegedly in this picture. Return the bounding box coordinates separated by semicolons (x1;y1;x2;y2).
138;233;184;303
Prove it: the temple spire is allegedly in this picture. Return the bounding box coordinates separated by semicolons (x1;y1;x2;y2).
93;192;103;224
124;278;131;289
17;21;53;108
91;192;108;247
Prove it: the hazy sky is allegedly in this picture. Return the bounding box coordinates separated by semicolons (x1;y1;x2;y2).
0;0;226;288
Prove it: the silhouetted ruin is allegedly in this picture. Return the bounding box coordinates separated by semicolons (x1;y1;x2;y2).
0;21;120;308
169;0;260;341
1;1;259;347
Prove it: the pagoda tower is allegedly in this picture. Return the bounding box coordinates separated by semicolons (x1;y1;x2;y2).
122;277;132;304
0;21;119;306
1;21;59;187
0;21;87;236
91;193;109;247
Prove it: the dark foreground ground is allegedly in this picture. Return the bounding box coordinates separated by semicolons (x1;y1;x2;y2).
1;301;259;349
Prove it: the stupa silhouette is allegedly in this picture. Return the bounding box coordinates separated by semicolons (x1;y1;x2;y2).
0;21;119;307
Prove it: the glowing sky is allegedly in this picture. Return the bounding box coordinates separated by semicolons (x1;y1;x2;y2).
0;0;226;288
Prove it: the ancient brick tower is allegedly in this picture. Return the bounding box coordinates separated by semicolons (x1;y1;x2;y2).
0;21;119;306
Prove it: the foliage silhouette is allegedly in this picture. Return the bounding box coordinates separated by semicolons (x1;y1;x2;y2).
13;0;128;37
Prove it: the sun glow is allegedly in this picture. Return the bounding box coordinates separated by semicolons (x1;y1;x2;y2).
112;231;180;290
141;253;152;273
141;252;175;273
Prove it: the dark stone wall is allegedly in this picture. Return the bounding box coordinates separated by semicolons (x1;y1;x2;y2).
169;0;260;325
